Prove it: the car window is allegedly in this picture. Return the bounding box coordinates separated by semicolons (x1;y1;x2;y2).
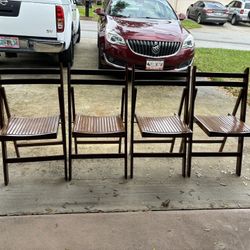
228;1;235;7
232;1;238;7
103;0;110;10
193;1;201;7
244;2;250;9
198;2;205;7
206;2;224;8
233;1;241;7
107;0;177;19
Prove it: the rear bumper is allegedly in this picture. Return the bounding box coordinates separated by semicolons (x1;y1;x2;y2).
204;14;228;23
0;37;65;53
238;15;250;22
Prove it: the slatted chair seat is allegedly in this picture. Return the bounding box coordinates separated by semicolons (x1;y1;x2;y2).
136;115;192;137
73;115;125;137
195;115;250;137
0;116;60;140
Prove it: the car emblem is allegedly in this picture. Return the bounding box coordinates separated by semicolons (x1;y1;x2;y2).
152;42;160;55
0;0;8;5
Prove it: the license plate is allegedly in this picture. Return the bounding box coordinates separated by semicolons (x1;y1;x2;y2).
146;60;164;70
0;36;20;49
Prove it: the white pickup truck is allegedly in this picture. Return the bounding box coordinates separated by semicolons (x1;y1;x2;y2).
0;0;81;65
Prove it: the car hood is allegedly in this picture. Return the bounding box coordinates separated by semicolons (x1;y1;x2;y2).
107;16;188;42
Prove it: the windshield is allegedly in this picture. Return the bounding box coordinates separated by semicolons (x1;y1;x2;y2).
107;0;178;20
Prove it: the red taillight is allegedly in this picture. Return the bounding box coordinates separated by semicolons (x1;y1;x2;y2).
205;9;214;13
240;9;244;14
56;5;64;33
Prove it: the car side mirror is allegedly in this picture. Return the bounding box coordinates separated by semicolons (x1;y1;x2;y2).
190;4;194;7
95;8;106;16
178;13;186;20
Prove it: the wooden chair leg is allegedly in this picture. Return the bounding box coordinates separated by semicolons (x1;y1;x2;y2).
187;135;192;177
169;138;175;153
74;137;78;154
61;129;67;181
118;137;122;153
179;138;184;153
68;134;72;181
236;137;244;176
182;137;186;177
13;141;20;158
2;141;9;186
130;142;134;179
124;137;127;179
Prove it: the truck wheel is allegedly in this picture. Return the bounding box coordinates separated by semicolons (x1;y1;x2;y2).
76;23;81;43
60;40;74;67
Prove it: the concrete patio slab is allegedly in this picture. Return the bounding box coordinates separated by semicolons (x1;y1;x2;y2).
0;209;250;250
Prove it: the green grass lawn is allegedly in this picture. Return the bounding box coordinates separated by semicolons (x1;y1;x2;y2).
194;48;250;99
181;19;202;29
194;48;250;73
78;4;99;20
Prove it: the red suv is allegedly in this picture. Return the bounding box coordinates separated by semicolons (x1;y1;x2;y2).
96;0;195;71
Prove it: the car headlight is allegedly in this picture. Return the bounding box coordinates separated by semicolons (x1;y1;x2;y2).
106;30;126;45
182;34;195;49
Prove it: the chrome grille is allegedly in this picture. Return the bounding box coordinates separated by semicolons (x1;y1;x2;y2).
127;40;181;57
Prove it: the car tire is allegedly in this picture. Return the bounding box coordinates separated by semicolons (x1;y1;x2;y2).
60;39;74;67
76;23;81;43
98;46;105;69
197;14;202;24
231;15;238;25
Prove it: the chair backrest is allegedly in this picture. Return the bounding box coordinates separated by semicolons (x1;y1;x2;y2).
0;65;64;130
67;66;128;130
190;66;249;129
131;67;191;124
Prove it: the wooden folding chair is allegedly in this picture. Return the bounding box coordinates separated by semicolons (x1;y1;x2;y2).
67;66;128;180
0;65;67;185
188;66;250;177
130;67;192;178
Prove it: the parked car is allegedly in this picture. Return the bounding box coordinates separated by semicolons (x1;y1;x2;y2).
187;0;229;25
226;0;250;25
95;0;195;71
0;0;81;66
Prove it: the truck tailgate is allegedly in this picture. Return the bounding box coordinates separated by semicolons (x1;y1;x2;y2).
0;1;57;38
